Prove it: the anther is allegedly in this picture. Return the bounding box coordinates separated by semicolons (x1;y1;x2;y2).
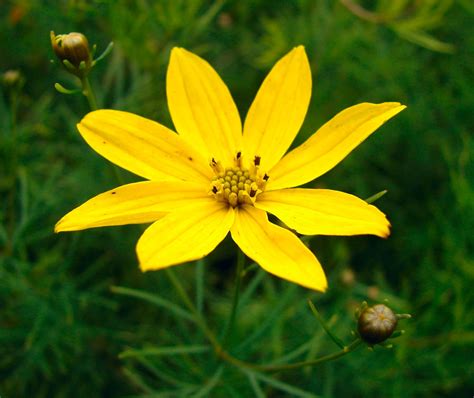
254;156;261;166
210;165;266;208
210;158;224;174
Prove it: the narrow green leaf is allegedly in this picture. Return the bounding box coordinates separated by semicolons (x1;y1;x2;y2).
270;333;322;365
395;28;455;53
93;41;115;65
246;369;320;398
192;366;224;398
238;267;265;308
133;356;197;388
119;344;209;359
111;286;195;322
236;285;296;352
246;372;266;398
122;366;155;394
54;82;81;95
365;190;388;204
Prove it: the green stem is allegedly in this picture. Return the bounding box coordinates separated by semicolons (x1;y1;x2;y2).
165;265;363;373
79;75;127;186
220;249;246;348
81;76;98;110
307;300;345;349
218;338;363;372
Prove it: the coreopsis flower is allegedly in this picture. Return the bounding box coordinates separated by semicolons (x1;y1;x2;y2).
55;46;405;291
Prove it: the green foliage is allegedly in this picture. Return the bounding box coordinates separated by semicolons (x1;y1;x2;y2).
340;0;456;53
1;0;473;396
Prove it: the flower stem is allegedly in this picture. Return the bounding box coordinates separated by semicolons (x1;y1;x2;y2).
218;338;363;372
81;76;98;111
307;299;345;349
165;264;363;373
220;249;246;348
78;75;127;185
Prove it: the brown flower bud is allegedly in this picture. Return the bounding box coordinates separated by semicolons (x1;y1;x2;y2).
357;304;398;345
50;31;92;77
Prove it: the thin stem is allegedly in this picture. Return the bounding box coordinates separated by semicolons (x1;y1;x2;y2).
218;339;363;372
81;76;98;110
307;300;345;349
79;75;127;185
165;264;363;373
220;249;246;348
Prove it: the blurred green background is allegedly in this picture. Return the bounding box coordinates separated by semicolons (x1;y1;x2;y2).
1;0;473;397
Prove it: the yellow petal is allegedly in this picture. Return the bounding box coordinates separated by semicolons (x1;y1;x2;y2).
256;188;390;237
230;206;327;291
77;110;213;183
267;103;406;190
242;46;311;171
167;47;242;165
55;181;210;232
137;202;234;271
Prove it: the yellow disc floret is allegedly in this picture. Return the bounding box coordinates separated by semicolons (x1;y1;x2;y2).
210;167;257;207
209;156;268;207
209;154;269;207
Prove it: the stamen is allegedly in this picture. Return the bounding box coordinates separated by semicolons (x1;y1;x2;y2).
209;154;268;208
210;157;224;174
235;151;243;168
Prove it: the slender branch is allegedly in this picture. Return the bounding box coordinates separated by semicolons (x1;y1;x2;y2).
307;300;345;349
218;339;363;372
165;265;364;373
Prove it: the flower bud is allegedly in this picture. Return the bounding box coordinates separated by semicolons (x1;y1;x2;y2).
357;304;398;345
2;70;23;88
50;31;92;77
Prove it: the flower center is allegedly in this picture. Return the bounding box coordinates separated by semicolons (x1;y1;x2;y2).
209;154;268;207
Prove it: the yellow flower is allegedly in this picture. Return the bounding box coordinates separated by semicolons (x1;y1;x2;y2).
55;46;405;291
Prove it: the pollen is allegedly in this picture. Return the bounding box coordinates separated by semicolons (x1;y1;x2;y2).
210;165;267;207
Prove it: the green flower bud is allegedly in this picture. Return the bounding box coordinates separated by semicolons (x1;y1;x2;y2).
357;304;398;345
50;31;92;77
